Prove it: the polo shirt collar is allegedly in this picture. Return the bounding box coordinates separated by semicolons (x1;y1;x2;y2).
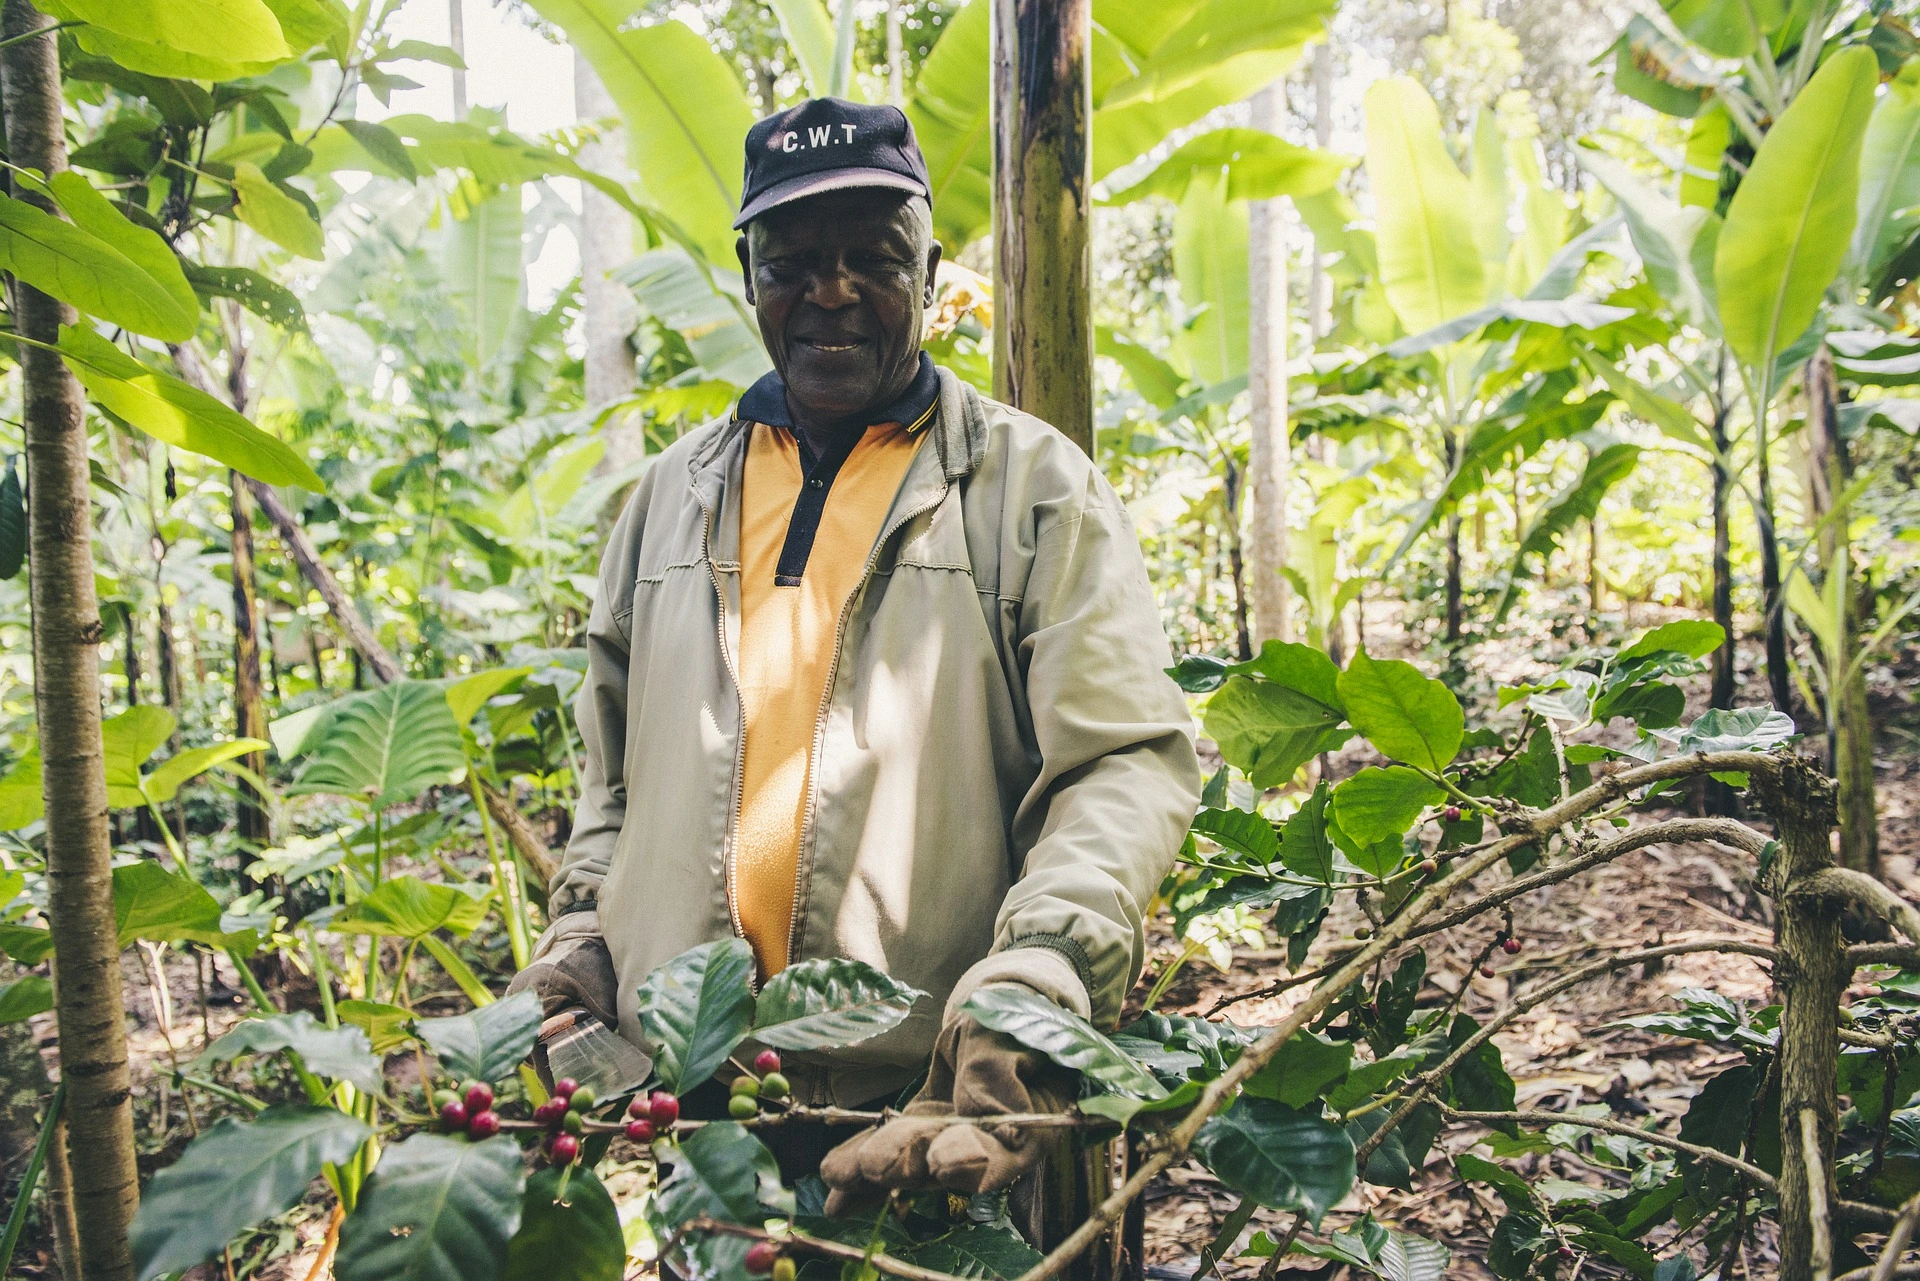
736;350;940;438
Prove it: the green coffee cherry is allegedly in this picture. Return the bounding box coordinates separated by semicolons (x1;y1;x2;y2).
759;1072;790;1101
729;1093;760;1119
568;1085;597;1112
730;1075;761;1099
562;1109;586;1135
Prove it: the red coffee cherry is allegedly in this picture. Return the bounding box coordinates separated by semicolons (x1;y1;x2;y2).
463;1083;494;1115
439;1100;468;1131
745;1242;780;1275
626;1118;655;1143
754;1049;782;1075
649;1091;680;1128
550;1133;580;1164
467;1110;500;1139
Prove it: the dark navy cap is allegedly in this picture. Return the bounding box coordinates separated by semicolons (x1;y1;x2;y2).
734;97;931;230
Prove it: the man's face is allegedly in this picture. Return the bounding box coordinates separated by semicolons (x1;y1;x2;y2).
738;189;942;424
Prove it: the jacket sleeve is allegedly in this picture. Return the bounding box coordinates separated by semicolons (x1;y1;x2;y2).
953;467;1201;1028
542;480;649;942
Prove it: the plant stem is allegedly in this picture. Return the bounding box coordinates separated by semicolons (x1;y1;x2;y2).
0;1081;64;1278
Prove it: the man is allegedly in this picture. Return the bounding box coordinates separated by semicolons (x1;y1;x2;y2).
508;98;1198;1206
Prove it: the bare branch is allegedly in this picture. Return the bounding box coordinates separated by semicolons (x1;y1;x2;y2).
1804;1108;1835;1281
1441;1107;1777;1188
1868;1190;1920;1281
1795;869;1920;949
671;1216;956;1281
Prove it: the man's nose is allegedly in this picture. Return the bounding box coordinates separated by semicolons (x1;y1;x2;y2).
804;259;859;309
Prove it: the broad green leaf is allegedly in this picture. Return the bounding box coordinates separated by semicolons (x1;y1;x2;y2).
765;0;838;99
1468;112;1511;303
1444;1013;1517;1115
1576;148;1721;336
963;985;1166;1099
194;1011;380;1091
1104;129;1351;205
1243;1032;1352;1108
1619;620;1726;663
40;172;198;336
1173;170;1250;385
185;263;308;333
1716;47;1878;380
0;975;51;1023
899;1224;1045;1280
0;746;43;831
494;438;606;534
142;738;270;805
0;924;52;965
1662;0;1785;58
417;989;542;1082
519;4;752;264
60;0;291;65
1239;641;1345;710
1364;77;1484;334
336;1135;525;1281
1455;1152;1535;1212
613;247;770;388
331;876;491;940
1682;104;1730;209
442;186;524;368
1191;807;1280;863
1097;0;1334;109
1850;61;1920;285
1653;706;1797;754
444;667;532;728
338;119;418;182
1279;782;1336;883
1336;650;1464;773
0;192;194;341
1330;767;1443;848
1385;297;1636;359
101;704;176;808
1506;130;1566;296
1098;326;1190;412
1611;16;1714;118
58;326;323;491
1192;1095;1355;1226
504;1168;625;1281
1497;441;1642;621
131;1106;370;1281
636;937;756;1093
1204;676;1344;789
336;999;417;1053
751;957;924;1051
286;682;467;806
232;161;324;259
114;861;226;948
653;1122;790;1280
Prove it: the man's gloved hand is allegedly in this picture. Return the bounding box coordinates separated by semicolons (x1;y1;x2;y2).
504;931;618;1029
820;985;1075;1215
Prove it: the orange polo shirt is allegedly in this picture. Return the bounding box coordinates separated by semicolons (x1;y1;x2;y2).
732;415;927;977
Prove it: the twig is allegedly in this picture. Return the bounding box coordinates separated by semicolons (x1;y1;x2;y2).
671;1216;955;1281
1869;1190;1920;1281
1189;1197;1257;1281
498;1106;1110;1135
1442;1107;1777;1188
1206;957;1347;1017
1251;1214;1306;1281
300;1205;343;1281
1354;937;1777;1166
1795;869;1920;949
1805;1109;1834;1281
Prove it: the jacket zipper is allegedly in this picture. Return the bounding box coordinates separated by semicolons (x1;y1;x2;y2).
700;491;753;963
784;471;953;969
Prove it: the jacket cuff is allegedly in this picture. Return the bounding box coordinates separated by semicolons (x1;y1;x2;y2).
530;908;602;962
945;944;1092;1024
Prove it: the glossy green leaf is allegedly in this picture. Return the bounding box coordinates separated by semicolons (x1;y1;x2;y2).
1279;781;1336;883
1173;170;1250;385
0;192;193;341
1336;649;1464;773
1850;61;1920;285
1098;326;1190;412
900;1225;1045;1280
185;263;308;333
444;667;532;728
1661;0;1784;58
336;999;417;1053
963;985;1166;1099
142;738;270;805
132;1105;370;1281
613;248;770;388
60;0;291;64
0;976;51;1023
636;937;756;1093
1619;620;1726;663
1330;767;1443;848
1443;1014;1517;1115
1653;706;1797;754
232;161;325;259
336;1134;525;1281
286;682;467;806
654;1122;789;1281
1716;47;1878;380
416;989;541;1083
1204;676;1344;788
194;1011;380;1091
113;861;226;948
1611;17;1714;118
751;957;924;1051
1243;1032;1352;1108
0;923;52;965
504;1167;624;1281
338;119;418;182
0;744;40;832
1190;807;1280;863
1192;1095;1355;1226
331;875;492;940
1104;129;1351;205
519;3;752;264
1097;0;1334;110
58;326;322;490
1364;77;1484;334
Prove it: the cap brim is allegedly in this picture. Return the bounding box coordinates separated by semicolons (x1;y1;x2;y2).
732;168;928;229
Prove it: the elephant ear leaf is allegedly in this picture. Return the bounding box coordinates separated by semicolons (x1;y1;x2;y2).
286;681;466;807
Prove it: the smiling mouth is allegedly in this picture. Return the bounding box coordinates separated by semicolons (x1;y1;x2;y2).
798;338;865;353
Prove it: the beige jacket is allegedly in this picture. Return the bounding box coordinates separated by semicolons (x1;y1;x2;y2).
539;367;1200;1104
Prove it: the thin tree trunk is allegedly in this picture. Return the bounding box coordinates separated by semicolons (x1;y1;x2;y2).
223;316;268;843
120;602;140;707
574;51;640;474
1707;393;1739;818
2;5;139;1274
1761;758;1842;1281
1755;409;1795;717
1222;462;1252;663
991;0;1093;455
1307;45;1332;355
1246;82;1291;650
447;0;467;119
1806;347;1878;877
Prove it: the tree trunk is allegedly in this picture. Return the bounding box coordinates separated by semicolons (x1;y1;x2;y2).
1306;45;1332;354
1221;462;1252;663
2;5;140;1275
991;0;1093;455
447;0;467;119
1761;757;1842;1281
1754;411;1795;717
223;317;268;843
1806;346;1878;877
1246;82;1291;650
1707;399;1739;818
574;51;641;474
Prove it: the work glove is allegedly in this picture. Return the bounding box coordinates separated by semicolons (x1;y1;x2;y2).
819;984;1076;1215
505;912;618;1028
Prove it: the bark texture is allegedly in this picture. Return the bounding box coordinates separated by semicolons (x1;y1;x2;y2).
1245;81;1291;648
991;0;1093;455
2;4;139;1274
574;51;640;472
224;321;269;842
1763;756;1843;1281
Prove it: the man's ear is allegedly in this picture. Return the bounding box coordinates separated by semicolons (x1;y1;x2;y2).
736;233;755;304
923;240;943;307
